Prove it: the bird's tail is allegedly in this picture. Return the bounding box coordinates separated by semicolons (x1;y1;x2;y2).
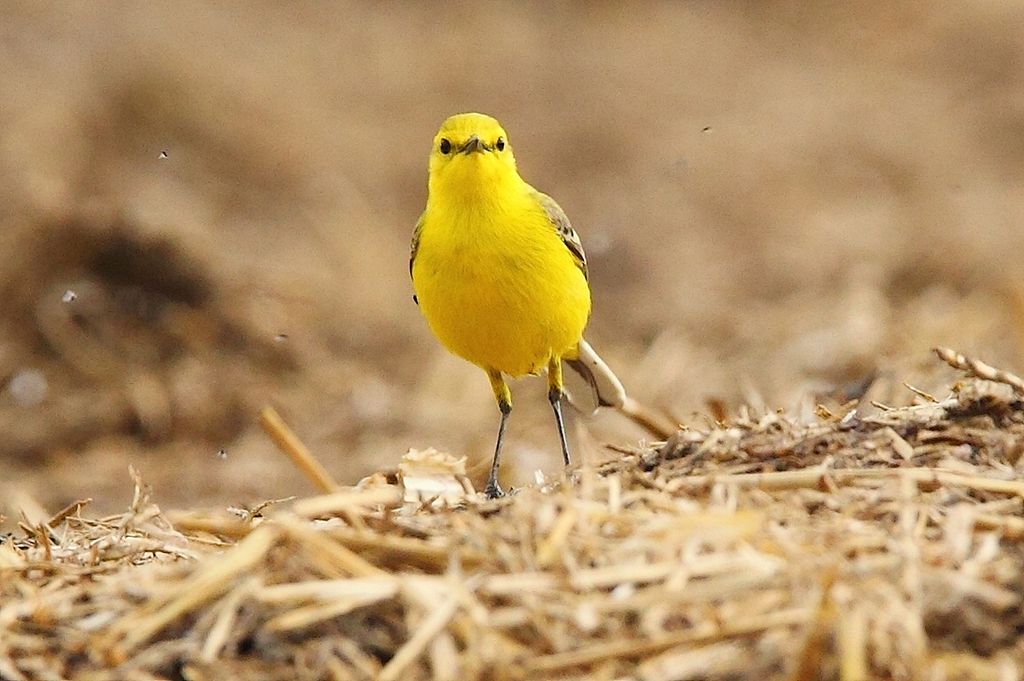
564;339;626;412
564;339;676;439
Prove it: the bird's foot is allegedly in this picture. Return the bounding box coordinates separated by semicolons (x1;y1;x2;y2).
483;480;505;499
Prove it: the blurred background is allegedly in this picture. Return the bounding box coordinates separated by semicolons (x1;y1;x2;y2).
2;1;1023;517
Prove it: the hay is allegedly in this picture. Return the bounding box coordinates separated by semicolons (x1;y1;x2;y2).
2;351;1024;680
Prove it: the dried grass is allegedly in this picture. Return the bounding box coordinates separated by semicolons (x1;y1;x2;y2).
2;350;1023;680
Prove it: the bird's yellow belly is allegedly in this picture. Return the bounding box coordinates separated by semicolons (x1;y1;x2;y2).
414;240;590;377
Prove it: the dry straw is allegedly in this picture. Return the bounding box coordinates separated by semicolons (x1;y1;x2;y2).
2;349;1023;680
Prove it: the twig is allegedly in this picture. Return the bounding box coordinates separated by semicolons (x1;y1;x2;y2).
46;498;92;528
618;396;677;440
902;382;937;403
199;577;257;662
535;505;578;568
291;487;402;518
667;466;1024;497
787;568;837;681
934;347;1024;395
525;607;811;673
276;515;388;578
104;525;279;659
836;591;868;681
378;588;461;681
259;406;339;493
327;526;488;570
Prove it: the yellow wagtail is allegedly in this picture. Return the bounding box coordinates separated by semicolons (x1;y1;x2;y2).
410;112;628;498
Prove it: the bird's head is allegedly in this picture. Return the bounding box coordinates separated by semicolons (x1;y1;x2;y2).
427;113;519;198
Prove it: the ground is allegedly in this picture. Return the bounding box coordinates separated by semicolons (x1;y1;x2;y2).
1;3;1024;677
3;361;1023;679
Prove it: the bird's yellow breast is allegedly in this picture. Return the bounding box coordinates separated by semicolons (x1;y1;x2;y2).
412;186;591;377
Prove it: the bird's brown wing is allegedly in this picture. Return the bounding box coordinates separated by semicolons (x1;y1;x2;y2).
532;190;588;281
409;212;425;278
409;213;426;305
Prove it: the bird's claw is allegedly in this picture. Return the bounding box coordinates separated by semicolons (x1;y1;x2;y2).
484;481;505;499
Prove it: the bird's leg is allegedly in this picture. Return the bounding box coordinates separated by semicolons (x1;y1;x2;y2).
485;370;512;499
547;357;571;467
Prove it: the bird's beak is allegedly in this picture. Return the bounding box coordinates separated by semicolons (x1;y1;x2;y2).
459;135;482;154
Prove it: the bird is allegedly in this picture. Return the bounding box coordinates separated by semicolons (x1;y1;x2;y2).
410;112;629;498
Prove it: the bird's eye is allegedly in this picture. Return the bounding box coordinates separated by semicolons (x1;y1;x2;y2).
496;137;505;151
439;138;452;155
